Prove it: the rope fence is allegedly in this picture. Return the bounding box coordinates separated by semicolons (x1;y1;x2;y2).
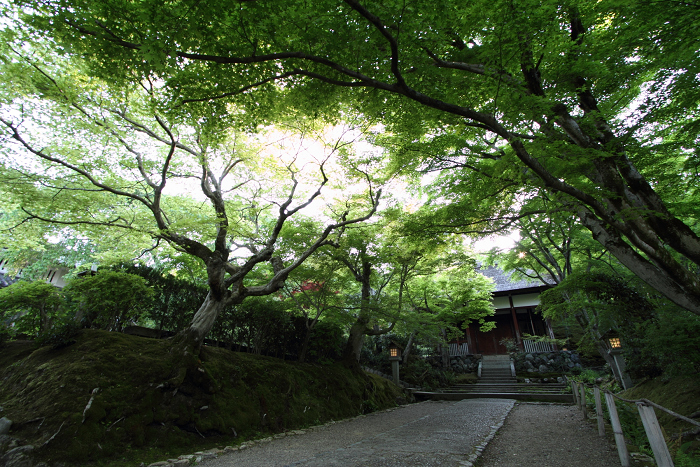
570;380;700;467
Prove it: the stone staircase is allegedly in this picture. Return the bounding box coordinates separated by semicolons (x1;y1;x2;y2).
413;355;574;403
480;355;515;383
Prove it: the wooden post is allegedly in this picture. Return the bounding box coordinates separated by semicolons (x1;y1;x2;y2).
571;381;579;406
508;295;523;348
605;392;630;467
581;384;587;420
594;387;605;437
637;402;674;467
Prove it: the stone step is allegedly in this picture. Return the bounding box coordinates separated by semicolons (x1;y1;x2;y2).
413;391;574;403
446;383;567;394
447;388;565;394
450;383;566;390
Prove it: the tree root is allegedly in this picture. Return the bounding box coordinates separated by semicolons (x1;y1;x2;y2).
81;388;99;424
42;421;65;447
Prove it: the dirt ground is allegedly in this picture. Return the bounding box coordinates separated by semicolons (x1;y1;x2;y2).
477;402;625;467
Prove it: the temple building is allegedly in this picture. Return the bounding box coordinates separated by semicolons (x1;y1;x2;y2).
450;265;556;356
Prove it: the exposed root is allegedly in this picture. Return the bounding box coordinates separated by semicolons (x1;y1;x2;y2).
81;388;99;424
106;417;124;432
42;421;65;447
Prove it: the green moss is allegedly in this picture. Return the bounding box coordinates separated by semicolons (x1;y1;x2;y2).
621;375;700;437
455;373;479;384
0;330;405;466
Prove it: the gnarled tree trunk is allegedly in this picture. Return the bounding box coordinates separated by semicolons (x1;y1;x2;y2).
178;291;228;352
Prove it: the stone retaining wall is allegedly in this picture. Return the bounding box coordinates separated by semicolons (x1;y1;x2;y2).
448;354;482;374
513;350;582;374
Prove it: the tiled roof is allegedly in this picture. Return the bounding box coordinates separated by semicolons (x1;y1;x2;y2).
478;265;555;293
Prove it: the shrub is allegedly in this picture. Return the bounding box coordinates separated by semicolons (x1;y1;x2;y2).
623;307;700;379
302;319;345;364
63;271;153;332
401;358;455;390
0;280;64;336
111;263;206;333
35;319;82;349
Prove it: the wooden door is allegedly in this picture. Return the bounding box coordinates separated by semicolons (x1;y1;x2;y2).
475;314;515;355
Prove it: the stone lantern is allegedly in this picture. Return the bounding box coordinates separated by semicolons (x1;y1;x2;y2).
607;334;633;390
388;341;402;386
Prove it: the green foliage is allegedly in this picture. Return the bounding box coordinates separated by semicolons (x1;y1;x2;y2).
112;263;207;333
521;333;568;349
0;324;10;347
299;319;346;364
402;255;495;345
34;319;82;349
0;239;98;282
576;368;604;385
675;443;700;467
4;0;700;365
4;0;700;330
0;280;64;336
361;334;456;389
499;338;518;354
401;358;456;390
215;296;295;357
621;375;700;443
540;271;654;324
63;271;153;332
0;26;382;351
541;270;700;379
615;400;653;457
484;196;610;287
623;307;700;379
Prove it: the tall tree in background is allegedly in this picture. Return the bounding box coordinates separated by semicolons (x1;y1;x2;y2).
403;259;495;367
0;45;380;352
9;0;700;313
487;196;619;286
493;197;655;377
282;260;348;363
327;221;408;364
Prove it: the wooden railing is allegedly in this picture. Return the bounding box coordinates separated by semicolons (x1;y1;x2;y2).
523;339;554;353
449;342;469;356
570;380;700;467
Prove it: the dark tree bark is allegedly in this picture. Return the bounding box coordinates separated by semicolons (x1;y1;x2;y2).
339;255;396;364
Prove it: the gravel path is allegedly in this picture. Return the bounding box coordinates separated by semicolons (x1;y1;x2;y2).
199;399;515;467
477;402;622;467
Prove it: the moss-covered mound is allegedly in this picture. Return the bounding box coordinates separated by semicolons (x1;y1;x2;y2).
621;376;700;437
0;330;405;466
